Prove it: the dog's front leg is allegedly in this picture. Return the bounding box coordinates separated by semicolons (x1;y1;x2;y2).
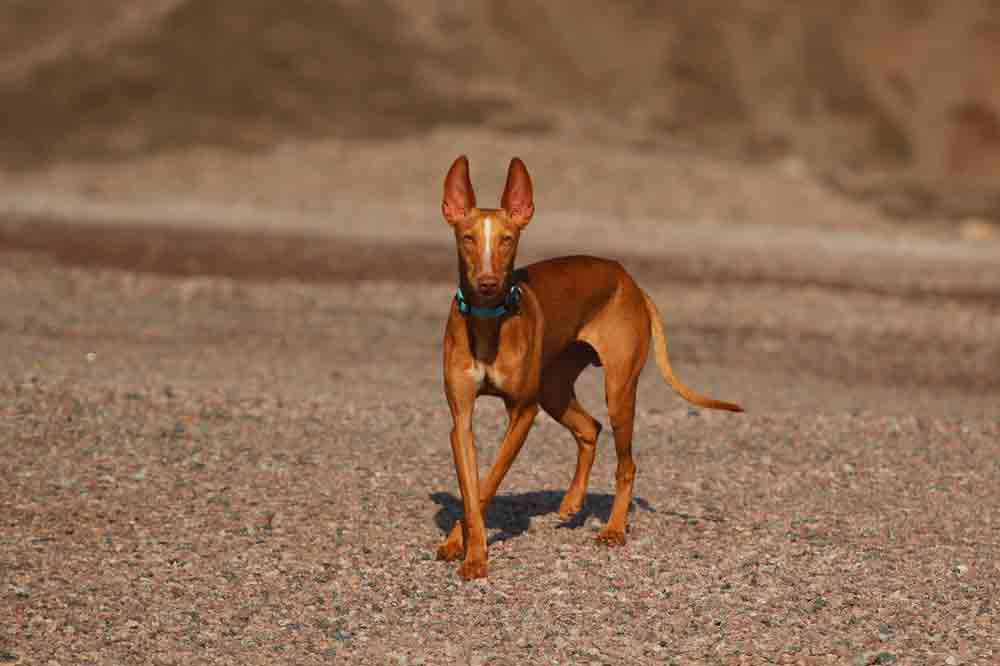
438;353;490;579
448;410;488;580
437;400;539;567
479;400;539;504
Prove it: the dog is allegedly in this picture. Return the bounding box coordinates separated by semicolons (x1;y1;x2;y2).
436;155;742;579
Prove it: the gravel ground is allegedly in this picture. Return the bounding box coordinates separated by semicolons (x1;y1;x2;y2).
2;11;998;661
1;213;998;665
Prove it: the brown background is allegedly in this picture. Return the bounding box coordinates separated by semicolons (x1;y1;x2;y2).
3;1;1000;218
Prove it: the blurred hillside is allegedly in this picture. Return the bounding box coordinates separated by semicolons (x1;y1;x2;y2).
2;0;999;219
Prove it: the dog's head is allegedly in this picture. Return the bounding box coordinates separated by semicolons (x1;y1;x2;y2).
442;156;534;304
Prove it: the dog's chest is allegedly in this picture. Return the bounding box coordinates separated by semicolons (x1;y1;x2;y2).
469;359;508;392
467;320;528;395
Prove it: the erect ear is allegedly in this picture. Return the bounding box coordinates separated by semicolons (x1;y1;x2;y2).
500;157;534;228
442;155;476;226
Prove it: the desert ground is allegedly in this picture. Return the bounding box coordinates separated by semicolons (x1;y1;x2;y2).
3;3;1000;665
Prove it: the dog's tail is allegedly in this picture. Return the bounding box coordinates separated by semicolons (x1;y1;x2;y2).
641;290;744;413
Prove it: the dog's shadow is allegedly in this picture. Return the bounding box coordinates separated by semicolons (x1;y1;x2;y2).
430;490;656;545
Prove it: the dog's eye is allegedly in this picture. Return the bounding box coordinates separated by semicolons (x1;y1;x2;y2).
462;235;476;249
500;236;514;247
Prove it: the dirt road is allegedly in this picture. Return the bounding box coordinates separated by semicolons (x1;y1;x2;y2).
1;207;998;665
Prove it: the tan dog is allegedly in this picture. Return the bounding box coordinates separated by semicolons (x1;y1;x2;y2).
437;155;742;580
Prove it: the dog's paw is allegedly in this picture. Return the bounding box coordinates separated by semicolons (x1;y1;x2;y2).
595;528;627;547
458;559;488;580
436;539;464;562
558;497;584;521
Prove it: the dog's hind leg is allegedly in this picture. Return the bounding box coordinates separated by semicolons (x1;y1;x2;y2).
539;344;602;520
597;369;640;546
580;289;651;547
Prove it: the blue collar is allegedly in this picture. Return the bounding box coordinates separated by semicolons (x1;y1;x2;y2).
456;271;525;318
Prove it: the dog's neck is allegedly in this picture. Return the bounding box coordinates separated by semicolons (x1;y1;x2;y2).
466;315;502;364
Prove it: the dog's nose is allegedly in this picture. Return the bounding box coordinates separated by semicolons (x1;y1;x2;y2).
477;276;501;296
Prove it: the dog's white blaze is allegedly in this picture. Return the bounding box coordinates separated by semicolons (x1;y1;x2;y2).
482;216;493;266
